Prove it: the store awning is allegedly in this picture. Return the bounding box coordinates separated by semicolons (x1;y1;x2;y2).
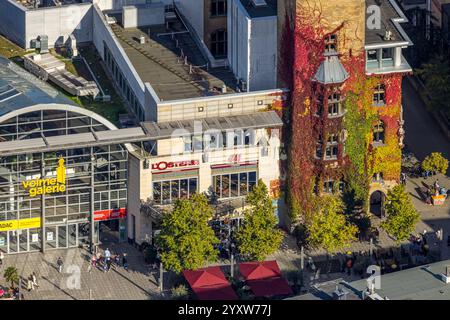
239;260;293;298
141;111;283;139
183;266;238;300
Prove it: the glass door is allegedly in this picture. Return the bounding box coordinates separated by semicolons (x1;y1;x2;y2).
18;229;28;253
68;224;77;247
8;230;18;253
57;225;67;248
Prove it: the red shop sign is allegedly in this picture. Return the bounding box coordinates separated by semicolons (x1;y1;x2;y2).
152;160;199;171
94;208;127;221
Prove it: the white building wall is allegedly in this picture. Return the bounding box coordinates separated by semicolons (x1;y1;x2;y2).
24;3;93;49
156;89;285;122
249;17;277;91
228;0;277;92
228;0;249;87
175;0;204;40
122;3;165;29
0;0;27;48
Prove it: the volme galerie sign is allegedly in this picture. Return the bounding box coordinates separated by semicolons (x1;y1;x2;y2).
22;158;66;197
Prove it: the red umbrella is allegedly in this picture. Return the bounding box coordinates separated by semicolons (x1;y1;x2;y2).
183;266;238;300
239;260;282;281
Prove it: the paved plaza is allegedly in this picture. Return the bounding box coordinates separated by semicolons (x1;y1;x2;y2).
0;243;162;300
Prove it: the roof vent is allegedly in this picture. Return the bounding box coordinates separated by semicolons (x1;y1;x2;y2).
384;30;393;41
251;0;267;7
441;266;450;284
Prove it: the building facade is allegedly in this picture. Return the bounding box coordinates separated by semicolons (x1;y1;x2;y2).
0;57;139;254
278;0;413;221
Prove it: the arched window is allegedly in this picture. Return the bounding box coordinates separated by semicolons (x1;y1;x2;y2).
211;0;227;16
373;84;386;106
373;121;385;145
211;29;227;58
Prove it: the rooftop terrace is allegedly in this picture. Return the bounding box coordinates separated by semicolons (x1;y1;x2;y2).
109;13;237;101
15;0;82;9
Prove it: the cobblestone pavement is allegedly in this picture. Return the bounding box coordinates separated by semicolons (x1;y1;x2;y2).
0;243;162;300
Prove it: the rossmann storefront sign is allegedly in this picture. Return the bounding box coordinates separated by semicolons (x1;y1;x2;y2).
22;158;66;197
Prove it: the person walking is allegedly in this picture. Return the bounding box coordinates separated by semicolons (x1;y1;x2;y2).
122;253;128;271
31;272;39;289
91;254;97;268
27;276;33;292
56;257;64;273
400;172;406;185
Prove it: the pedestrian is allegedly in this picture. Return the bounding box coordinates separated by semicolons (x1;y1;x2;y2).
114;254;120;266
106;258;112;272
104;248;111;262
122;253;128;271
401;172;406;185
0;251;4;266
434;179;440;191
91;254;97;268
32;272;39;288
56;257;64;273
27;276;33;292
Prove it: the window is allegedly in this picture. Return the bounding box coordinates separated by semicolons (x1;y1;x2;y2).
373;84;386;106
328;93;343;117
373;172;384;183
213;171;257;199
323;180;334;194
325;34;337;53
381;48;394;67
211;29;227;58
211;0;227;17
153;178;198;204
325;134;339;160
367;50;378;62
373;121;385;145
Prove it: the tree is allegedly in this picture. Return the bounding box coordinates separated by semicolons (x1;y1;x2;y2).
381;185;420;243
4;266;19;288
235;180;283;261
421;152;449;174
155;193;218;274
306;194;358;254
416;55;450;117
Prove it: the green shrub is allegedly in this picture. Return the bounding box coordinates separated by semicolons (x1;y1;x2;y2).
171;285;189;300
422;152;449;174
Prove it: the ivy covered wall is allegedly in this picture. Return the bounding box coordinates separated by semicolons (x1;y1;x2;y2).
279;3;404;223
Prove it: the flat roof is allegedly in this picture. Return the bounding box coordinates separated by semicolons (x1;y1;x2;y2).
110;13;237;101
365;0;410;46
348;259;450;300
238;0;278;18
15;0;83;9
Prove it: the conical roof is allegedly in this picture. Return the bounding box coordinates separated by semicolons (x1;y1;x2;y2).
313;52;349;85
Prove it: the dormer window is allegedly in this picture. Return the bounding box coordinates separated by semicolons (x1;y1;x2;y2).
325;34;338;53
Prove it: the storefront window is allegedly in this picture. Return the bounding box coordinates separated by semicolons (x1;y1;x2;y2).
213;171;257;199
153;178;198;204
0;231;6;253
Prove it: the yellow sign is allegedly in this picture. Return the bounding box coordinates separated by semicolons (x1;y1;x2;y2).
0;217;41;232
22;158;66;197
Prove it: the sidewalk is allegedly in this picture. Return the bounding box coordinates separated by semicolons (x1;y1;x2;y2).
0;243;161;300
